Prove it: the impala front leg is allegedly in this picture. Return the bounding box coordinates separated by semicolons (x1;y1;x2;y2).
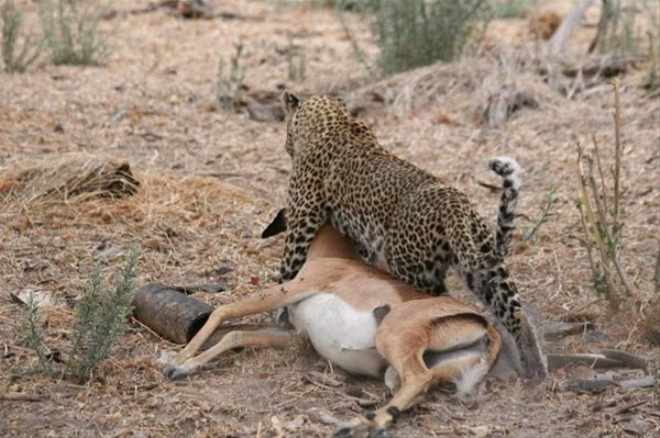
165;328;295;380
165;281;315;376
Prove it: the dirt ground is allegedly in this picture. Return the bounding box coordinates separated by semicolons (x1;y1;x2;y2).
1;1;658;437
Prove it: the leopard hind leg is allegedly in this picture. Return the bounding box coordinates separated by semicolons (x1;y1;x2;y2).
465;265;547;380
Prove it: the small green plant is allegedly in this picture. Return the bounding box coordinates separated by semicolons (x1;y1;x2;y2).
286;37;306;82
24;294;57;376
573;80;632;311
368;0;491;75
490;0;533;19
216;40;246;111
594;0;659;57
522;185;557;243
1;0;42;73
67;249;138;383
22;249;139;383
38;0;110;66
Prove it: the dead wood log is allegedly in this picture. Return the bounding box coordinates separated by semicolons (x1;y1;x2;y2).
544;321;595;341
484;85;538;128
599;349;648;370
618;376;655;389
247;101;285;122
566;378;618;394
0;393;44;402
558;54;647;78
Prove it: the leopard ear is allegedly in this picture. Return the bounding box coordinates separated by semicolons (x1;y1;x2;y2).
282;91;300;115
261;208;288;238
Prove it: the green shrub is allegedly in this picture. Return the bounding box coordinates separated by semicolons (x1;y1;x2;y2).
338;0;491;76
67;249;138;382
23;294;56;375
367;0;491;75
490;0;534;19
1;0;42;73
287;37;306;81
596;0;658;56
38;0;109;66
216;41;246;111
22;249;139;383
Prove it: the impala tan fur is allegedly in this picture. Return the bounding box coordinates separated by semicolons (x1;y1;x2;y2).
165;210;502;436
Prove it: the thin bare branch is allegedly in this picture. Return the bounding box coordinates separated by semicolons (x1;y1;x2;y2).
611;78;622;240
591;134;609;216
547;0;595;56
575;143;620;310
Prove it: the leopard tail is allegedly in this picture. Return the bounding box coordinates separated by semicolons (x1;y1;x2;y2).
488;157;522;257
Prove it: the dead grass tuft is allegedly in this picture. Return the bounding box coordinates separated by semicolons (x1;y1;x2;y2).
0;153;139;207
347;51;561;122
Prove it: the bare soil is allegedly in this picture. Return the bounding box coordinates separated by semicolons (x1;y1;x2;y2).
1;1;658;437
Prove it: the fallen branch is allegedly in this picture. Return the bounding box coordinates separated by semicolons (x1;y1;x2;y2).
547;349;648;371
543;321;594;341
0;392;44;402
599;349;648;370
539;54;647;79
547;353;621;371
566;378;618;394
618;376;655;389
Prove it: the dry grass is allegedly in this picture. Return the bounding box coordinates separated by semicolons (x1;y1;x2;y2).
0;153;138;205
0;1;658;437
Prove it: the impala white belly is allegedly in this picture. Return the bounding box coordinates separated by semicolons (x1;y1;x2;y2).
288;293;386;378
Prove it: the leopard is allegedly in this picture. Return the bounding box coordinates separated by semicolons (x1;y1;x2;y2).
277;92;547;380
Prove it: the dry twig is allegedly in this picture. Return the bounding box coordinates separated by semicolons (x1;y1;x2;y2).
573;79;633;310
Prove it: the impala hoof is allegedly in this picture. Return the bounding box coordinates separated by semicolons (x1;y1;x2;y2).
369;428;387;438
333;425;353;437
164;364;190;380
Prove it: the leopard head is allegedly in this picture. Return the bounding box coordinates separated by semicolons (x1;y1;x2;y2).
281;92;354;159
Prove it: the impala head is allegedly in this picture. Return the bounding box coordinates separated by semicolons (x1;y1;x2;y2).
261;208;360;261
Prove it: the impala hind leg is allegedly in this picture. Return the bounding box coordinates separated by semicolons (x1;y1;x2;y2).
164;327;295;380
334;360;430;438
334;373;430;438
370;373;431;434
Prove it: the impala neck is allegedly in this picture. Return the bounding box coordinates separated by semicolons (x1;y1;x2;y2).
306;225;361;261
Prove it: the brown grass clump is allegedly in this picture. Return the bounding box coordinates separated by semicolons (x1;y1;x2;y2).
528;11;562;40
0;153;139;206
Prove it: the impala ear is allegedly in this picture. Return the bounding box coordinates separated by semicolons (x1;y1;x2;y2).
372;305;391;325
261;208;288;238
282;91;300;115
